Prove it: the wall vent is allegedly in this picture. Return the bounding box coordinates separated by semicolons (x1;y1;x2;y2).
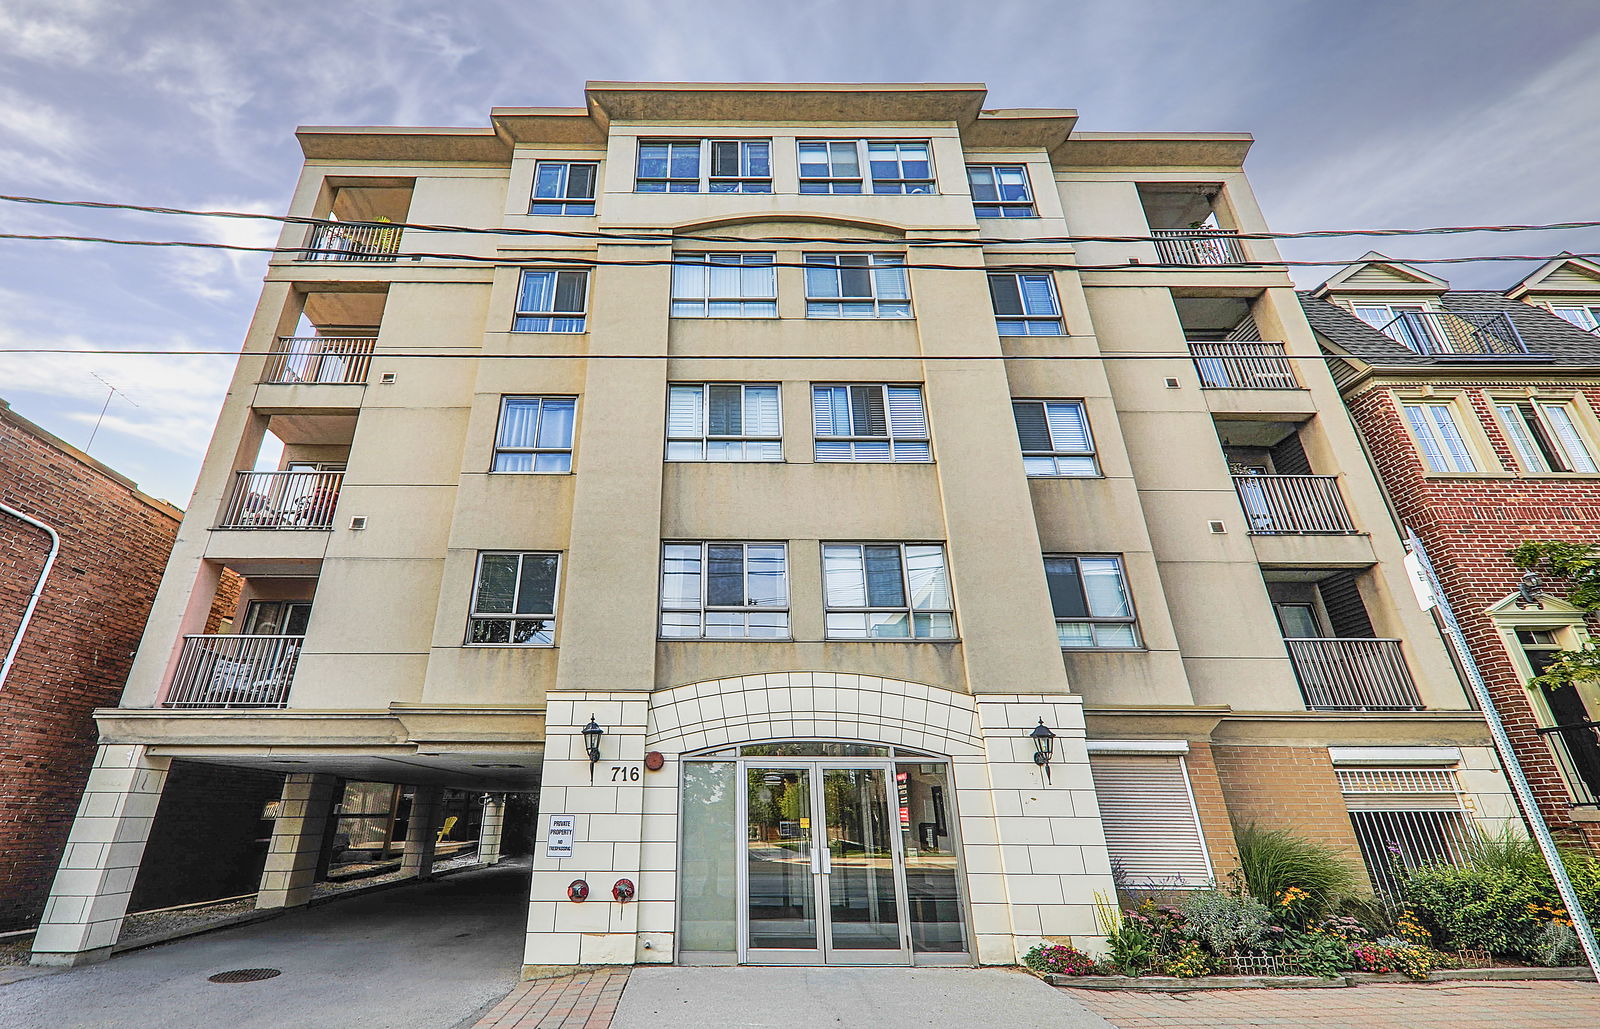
349;516;368;530
380;372;397;384
1208;520;1227;534
1164;376;1181;389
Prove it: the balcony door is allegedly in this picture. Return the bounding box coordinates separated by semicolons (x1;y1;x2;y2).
243;600;312;635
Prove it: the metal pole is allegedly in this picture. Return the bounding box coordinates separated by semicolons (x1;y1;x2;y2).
1405;527;1599;979
0;503;61;693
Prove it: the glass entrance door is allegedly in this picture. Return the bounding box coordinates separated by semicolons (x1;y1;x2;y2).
819;767;907;962
743;766;819;960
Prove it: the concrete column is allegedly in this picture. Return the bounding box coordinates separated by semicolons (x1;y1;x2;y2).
478;793;507;865
256;773;338;910
401;786;443;879
31;745;171;966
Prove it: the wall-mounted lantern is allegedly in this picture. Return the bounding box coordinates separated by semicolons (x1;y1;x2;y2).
1029;719;1056;783
583;716;605;779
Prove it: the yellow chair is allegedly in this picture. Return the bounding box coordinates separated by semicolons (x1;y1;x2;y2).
435;815;458;843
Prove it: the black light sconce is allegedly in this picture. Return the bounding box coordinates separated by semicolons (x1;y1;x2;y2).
583;715;605;779
1516;571;1544;609
1030;718;1056;783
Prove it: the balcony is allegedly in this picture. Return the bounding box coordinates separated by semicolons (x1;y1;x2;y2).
1233;474;1355;534
1152;228;1245;266
1377;310;1531;358
1284;637;1423;711
1535;720;1600;808
302;221;402;262
220;470;343;530
164;634;301;709
262;337;376;385
1190;342;1300;389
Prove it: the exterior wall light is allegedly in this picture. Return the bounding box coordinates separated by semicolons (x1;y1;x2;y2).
1030;718;1056;782
583;716;605;779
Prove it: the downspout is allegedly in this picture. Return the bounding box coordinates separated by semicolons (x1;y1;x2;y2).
0;502;60;692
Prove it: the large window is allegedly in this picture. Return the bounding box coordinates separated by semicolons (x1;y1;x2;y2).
822;543;954;639
1089;752;1213;887
514;270;588;332
492;396;576;472
798;140;934;194
967;164;1035;218
1045;555;1139;648
666;383;782;461
1550;305;1600;332
660;542;789;639
1012;400;1097;476
709;140;772;193
530;161;597;215
671;254;777;317
804;254;911;318
1400;401;1478;473
988;272;1063;335
635;140;701;192
812;384;929;462
1493;400;1598;473
635;139;771;193
1338;767;1473;896
865;141;935;194
468;551;559;645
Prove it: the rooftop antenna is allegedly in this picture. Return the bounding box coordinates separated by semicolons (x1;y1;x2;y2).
85;371;139;453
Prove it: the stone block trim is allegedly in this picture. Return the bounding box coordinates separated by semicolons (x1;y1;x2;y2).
256;773;338;910
1211;744;1364;861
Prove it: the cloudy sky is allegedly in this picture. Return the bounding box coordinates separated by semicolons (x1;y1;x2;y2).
1;0;1597;504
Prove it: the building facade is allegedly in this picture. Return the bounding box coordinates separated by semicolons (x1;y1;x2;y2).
1303;254;1600;848
34;83;1520;971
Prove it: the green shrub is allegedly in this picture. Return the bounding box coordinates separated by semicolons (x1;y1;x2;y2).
1232;823;1363;924
1178;889;1275;955
1534;922;1582;968
1402;850;1599;962
1022;943;1099;976
1462;827;1546;877
1280;930;1351;978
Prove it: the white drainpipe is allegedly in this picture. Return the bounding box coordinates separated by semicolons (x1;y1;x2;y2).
0;502;60;692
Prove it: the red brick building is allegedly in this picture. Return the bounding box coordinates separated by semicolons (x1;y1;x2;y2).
1302;255;1600;848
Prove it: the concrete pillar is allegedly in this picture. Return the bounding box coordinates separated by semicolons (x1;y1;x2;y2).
400;786;443;879
478;793;507;865
31;745;171;966
256;773;338;909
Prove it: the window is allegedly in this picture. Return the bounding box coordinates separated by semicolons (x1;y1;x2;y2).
1351;303;1441;353
804;254;911;318
1338;767;1473;896
514;270;587;332
1550;305;1600;332
635;139;771;193
967;164;1035;218
242;600;311;635
1494;400;1599;473
798;140;935;194
1045;555;1139;648
492;396;576;472
660;542;789;639
823;543;954;639
812;384;929;462
667;384;782;461
988;272;1063;335
468;552;559;645
530;161;597;215
671;254;777;317
1088;753;1212;887
1400;401;1478;473
1012;400;1097;476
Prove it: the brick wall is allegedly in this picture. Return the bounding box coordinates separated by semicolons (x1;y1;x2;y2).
1211;744;1363;862
0;404;184;930
1184;742;1241;879
1348;382;1600;849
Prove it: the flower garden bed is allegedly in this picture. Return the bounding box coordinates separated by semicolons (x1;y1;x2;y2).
1038;966;1594;991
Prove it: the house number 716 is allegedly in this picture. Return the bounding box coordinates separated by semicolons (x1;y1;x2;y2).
610;765;641;782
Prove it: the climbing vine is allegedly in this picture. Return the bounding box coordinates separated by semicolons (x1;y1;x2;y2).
1509;541;1600;691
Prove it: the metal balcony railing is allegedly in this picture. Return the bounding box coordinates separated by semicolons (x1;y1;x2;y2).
262;337;376;384
1284;637;1423;711
1152;228;1246;266
220;470;343;529
1535;719;1600;808
164;634;301;708
1189;342;1301;389
1377;310;1529;357
1233;474;1356;534
302;221;402;262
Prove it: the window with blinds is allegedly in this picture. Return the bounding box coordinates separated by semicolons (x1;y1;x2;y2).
812;384;930;462
1400;401;1478;473
1088;754;1213;888
803;254;912;318
670;254;777;317
1012;399;1097;476
666;384;782;461
1492;400;1599;474
988;272;1063;335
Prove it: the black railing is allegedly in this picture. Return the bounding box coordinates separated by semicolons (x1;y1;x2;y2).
1378;310;1529;357
1535;719;1600;808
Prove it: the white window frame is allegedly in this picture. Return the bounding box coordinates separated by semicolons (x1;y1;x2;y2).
966;164;1035;218
529;161;598;215
803;253;912;319
797;139;936;194
513;269;588;333
670;253;777;317
1399;399;1479;473
659;541;791;640
1046;554;1141;649
491;395;577;473
1087;751;1214;888
1012;399;1098;476
466;551;560;647
1549;304;1600;332
811;383;930;463
665;383;783;462
634;138;773;193
988;271;1064;335
822;542;956;640
1493;398;1600;474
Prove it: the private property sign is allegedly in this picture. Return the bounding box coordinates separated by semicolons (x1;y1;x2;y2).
547;814;575;858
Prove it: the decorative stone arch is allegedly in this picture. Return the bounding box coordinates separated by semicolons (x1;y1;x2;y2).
646;671;982;757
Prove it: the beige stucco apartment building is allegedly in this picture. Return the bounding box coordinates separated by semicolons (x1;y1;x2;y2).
34;82;1519;971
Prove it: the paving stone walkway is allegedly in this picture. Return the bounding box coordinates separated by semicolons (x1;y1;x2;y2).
1064;979;1600;1028
469;969;630;1029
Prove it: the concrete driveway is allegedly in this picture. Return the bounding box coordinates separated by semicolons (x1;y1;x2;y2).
2;861;531;1029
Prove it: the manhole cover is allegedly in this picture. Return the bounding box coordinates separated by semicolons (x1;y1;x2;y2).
208;968;282;984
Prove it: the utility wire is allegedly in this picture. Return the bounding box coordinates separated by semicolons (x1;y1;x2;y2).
0;347;1461;362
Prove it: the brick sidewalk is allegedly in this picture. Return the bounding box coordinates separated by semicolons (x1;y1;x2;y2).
471;968;630;1029
1064;980;1600;1028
